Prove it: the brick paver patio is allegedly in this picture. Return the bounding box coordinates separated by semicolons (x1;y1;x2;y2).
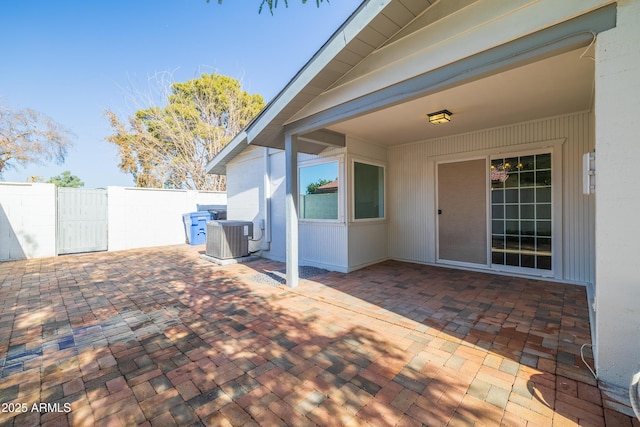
0;245;638;426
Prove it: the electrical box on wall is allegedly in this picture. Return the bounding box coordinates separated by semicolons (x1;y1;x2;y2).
583;151;596;195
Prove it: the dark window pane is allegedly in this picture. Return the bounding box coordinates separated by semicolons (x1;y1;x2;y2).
505;157;518;171
506;236;520;251
521;254;535;268
537;221;551;236
536;153;551;169
520;156;535;171
536;187;551;203
520;172;535;186
492;236;504;250
505;205;519;219
492;205;504;219
492;220;504;235
521;237;535;252
492;189;504;203
506;253;519;266
504;173;518;188
521;188;534;203
537;256;552;270
521;204;535;219
354;162;384;219
492;251;505;265
521;221;535;235
505;189;518;203
537;204;551;220
536;170;551;186
506;221;519;235
537;237;552;254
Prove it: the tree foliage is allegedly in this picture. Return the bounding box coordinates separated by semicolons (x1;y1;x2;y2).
47;171;84;188
306;178;333;194
213;0;327;14
105;73;264;191
0;105;74;176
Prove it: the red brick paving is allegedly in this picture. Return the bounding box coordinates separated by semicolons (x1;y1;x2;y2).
1;244;639;426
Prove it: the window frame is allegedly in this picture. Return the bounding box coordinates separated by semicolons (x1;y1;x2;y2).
350;158;386;223
489;146;561;278
297;157;344;223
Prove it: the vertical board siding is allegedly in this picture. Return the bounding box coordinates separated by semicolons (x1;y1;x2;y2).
300;223;348;271
388;143;432;263
348;222;388;270
388;112;595;284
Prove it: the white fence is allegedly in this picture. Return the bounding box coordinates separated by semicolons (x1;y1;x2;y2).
0;183;226;261
0;183;57;260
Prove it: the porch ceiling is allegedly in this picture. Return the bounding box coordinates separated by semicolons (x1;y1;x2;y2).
327;46;594;146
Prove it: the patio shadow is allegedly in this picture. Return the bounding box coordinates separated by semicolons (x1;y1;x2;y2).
243;258;612;425
0;248;490;426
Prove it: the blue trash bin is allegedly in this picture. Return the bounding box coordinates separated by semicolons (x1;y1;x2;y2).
183;212;212;245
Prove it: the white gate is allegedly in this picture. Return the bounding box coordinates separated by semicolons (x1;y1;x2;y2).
57;188;108;255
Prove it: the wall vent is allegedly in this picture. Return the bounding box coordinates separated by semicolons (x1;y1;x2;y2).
206;220;253;259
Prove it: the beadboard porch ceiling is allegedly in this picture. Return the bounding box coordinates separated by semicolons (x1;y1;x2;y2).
327;46;595;146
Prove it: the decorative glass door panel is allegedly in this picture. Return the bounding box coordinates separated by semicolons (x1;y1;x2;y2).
491;153;552;271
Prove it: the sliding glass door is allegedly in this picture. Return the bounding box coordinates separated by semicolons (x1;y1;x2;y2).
490;152;552;272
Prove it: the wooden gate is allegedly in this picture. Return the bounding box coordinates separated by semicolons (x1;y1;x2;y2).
57;188;108;255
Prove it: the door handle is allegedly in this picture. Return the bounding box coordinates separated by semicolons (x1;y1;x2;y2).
438;209;442;215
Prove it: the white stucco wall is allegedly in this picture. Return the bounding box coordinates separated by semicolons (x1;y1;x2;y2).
594;0;640;390
226;146;267;254
0;183;56;260
107;187;226;251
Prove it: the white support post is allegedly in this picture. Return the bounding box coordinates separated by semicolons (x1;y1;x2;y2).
285;134;299;287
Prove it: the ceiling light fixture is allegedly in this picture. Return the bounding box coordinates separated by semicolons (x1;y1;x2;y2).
427;109;452;124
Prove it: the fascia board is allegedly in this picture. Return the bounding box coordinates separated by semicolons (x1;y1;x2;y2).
245;0;393;143
205;131;248;175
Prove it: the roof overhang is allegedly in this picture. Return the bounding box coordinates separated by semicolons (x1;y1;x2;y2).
206;0;433;175
207;0;616;175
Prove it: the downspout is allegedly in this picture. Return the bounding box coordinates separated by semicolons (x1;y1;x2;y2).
263;147;272;252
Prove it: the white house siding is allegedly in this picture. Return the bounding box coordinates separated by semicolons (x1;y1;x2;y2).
226;145;351;271
594;0;640;391
267;150;287;262
348;222;388;271
297;147;349;271
226;146;266;254
299;222;349;271
388;112;595;284
346;137;389;271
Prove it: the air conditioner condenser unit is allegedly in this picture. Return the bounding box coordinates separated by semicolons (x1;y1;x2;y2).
206;220;253;259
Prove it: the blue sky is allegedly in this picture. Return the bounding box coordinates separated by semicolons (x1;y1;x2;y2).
0;0;361;188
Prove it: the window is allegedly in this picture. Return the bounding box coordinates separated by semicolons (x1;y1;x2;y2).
353;161;384;220
299;161;339;220
491;153;552;270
